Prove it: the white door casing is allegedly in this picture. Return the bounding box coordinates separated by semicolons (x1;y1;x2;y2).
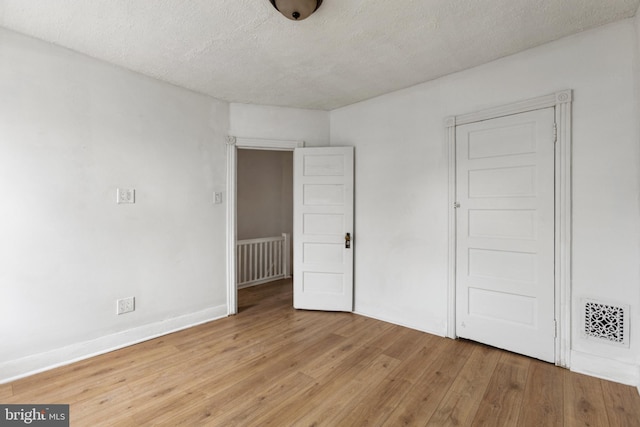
455;108;556;363
293;147;354;311
445;90;573;367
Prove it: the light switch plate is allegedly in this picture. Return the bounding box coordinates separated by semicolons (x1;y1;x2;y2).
117;188;135;204
214;192;223;204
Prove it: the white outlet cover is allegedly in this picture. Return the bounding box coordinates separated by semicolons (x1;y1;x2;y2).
117;188;135;204
117;296;135;315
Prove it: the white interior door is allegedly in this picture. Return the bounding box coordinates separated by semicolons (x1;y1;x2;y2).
456;108;556;363
293;146;354;311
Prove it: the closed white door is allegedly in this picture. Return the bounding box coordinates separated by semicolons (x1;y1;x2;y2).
293;147;354;311
456;108;555;363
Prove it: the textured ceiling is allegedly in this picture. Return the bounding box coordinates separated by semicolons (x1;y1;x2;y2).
1;0;639;110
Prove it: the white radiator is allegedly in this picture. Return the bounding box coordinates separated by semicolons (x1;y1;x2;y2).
237;233;291;288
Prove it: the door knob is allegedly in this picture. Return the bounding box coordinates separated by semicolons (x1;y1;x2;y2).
345;233;351;249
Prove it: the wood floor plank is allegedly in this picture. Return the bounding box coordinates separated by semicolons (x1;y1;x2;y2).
601;379;640;426
173;308;319;354
332;336;446;426
202;372;316;426
0;384;12;400
132;331;346;425
4;279;640;426
204;331;345;400
70;383;135;425
293;354;402;426
331;311;385;338
517;359;564;427
300;322;395;380
384;338;475;426
252;321;427;426
564;371;610;427
142;323;331;425
471;352;530;427
426;342;501;426
131;390;210;426
249;341;389;425
383;326;438;361
123;311;332;397
189;320;346;395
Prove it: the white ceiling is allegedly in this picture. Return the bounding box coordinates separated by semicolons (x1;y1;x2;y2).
1;0;639;110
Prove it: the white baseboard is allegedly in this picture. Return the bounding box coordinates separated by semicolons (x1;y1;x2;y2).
0;304;227;384
570;350;640;387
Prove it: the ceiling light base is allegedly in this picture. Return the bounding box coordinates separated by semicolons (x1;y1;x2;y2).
269;0;323;21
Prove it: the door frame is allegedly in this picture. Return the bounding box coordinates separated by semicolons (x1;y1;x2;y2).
445;90;573;367
225;136;304;315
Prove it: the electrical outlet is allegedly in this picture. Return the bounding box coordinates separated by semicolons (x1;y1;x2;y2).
214;192;223;204
117;297;135;315
117;188;135;204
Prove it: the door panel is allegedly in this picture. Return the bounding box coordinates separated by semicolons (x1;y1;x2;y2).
456;108;555;363
294;147;354;311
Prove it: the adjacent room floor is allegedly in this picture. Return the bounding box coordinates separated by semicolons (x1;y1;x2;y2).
2;279;639;425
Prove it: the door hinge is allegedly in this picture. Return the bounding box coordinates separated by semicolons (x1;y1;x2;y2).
553;123;557;143
453;202;460;209
554;320;558;338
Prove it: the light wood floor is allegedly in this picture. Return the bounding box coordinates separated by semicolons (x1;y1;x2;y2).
3;279;640;426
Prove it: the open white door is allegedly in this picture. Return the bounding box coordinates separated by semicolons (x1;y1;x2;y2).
293;146;354;311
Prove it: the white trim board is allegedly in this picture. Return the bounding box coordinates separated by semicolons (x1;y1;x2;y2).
0;304;227;384
570;351;640;387
225;136;304;315
445;90;573;368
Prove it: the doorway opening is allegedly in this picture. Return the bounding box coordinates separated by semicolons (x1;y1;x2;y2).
226;137;304;315
236;148;293;310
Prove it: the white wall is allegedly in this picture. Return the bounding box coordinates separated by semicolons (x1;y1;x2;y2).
229;103;329;147
237;149;293;241
331;19;640;385
0;28;229;382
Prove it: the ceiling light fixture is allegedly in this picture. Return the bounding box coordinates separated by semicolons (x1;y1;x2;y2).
269;0;323;21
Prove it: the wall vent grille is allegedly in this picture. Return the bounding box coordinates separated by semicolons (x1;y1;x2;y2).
583;299;629;347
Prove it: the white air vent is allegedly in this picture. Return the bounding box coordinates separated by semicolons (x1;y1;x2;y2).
582;299;629;347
